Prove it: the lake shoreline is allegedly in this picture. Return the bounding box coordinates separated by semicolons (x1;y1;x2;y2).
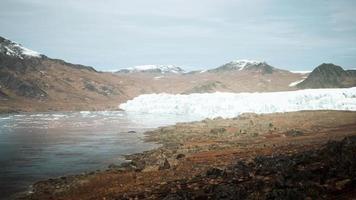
1;111;174;200
18;110;356;199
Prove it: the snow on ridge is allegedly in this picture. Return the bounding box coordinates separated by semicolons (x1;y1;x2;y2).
16;44;41;57
119;64;184;73
0;37;41;59
119;87;356;119
289;79;306;87
229;59;264;70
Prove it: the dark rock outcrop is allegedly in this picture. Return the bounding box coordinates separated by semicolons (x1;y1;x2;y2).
0;71;47;98
297;63;356;88
0;89;8;99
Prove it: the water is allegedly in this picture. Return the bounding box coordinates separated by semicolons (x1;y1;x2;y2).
0;111;198;199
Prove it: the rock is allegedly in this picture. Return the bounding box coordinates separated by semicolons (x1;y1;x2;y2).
142;165;159;172
176;154;185;160
206;168;224;178
210;128;226;135
285;129;304;137
108;163;119;169
335;179;351;190
159;158;171;170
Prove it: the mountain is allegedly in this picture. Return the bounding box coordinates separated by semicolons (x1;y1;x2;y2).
0;37;43;59
0;36;309;113
0;36;129;112
208;60;278;74
115;60;304;95
116;64;184;74
297;63;356;89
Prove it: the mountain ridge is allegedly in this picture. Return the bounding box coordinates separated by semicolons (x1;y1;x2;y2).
1;36;354;113
208;60;280;74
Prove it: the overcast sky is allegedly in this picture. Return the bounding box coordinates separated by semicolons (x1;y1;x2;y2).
1;0;355;71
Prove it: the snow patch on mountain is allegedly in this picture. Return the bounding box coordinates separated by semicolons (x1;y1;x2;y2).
289;79;306;87
117;65;184;74
229;59;264;70
17;45;41;57
120;87;356;119
0;36;41;59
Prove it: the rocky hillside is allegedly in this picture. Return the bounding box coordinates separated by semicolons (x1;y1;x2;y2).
297;63;356;88
0;36;131;112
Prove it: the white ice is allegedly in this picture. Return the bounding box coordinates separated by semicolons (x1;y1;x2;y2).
288;79;306;87
120;87;356;119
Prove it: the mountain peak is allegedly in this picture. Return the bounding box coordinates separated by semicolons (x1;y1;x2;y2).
209;59;275;74
314;63;344;73
0;36;42;59
297;63;356;88
116;64;185;74
228;59;265;70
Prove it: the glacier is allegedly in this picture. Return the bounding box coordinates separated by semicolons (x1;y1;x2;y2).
119;87;356;119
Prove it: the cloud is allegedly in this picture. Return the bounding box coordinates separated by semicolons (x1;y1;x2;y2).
0;0;355;70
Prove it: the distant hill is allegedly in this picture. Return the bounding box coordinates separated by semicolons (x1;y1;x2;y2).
297;63;356;89
116;64;184;74
208;60;281;74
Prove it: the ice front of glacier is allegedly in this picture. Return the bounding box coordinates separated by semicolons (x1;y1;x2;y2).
119;87;356;119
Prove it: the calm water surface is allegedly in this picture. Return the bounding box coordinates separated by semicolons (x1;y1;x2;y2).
0;111;198;199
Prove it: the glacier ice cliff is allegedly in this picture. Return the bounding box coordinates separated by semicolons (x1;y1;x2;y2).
119;88;356;119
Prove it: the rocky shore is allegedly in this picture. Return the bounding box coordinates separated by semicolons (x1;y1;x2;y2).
20;110;356;200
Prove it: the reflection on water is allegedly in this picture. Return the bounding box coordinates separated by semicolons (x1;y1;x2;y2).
0;111;198;199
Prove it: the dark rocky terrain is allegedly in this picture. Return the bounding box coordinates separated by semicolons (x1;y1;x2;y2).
137;136;356;200
297;63;356;88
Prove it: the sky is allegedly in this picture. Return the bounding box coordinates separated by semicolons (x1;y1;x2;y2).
0;0;356;71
